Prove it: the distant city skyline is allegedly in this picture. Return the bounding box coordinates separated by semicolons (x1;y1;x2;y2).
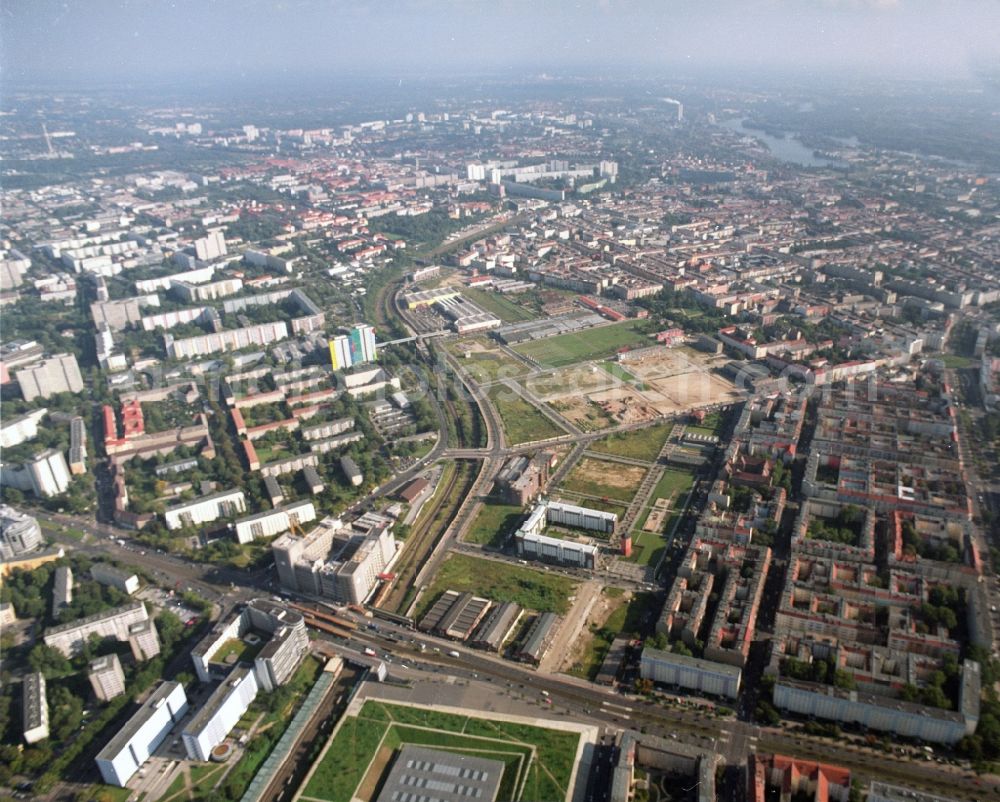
3;0;999;87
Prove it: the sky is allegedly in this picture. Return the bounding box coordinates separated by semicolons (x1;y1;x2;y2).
2;0;999;87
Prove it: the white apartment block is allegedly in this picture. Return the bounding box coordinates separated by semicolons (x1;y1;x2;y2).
22;673;49;744
233;500;317;544
164;321;288;360
43;601;149;657
90;563;140;595
164;489;246;530
0;449;73;498
88;654;127;701
640;646;742;699
128;619;161;661
0;408;47;448
15;353;84;401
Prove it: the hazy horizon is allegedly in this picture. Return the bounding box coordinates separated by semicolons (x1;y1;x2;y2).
3;0;999;90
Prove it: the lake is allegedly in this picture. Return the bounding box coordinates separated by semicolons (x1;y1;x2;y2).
720;118;841;168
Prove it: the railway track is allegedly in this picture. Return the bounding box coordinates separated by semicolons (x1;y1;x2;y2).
378;459;478;613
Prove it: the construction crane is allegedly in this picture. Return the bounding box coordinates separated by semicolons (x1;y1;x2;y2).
288;517;307;538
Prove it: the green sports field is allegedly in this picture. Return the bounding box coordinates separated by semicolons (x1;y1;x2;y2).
513;320;655;368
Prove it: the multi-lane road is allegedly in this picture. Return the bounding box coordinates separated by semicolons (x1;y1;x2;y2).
332;619;1000;802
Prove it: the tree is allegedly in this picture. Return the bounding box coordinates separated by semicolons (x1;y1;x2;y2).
49;685;84;741
156;610;185;650
27;644;72;678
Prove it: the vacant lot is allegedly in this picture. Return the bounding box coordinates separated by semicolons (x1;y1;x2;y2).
489;385;565;444
550;396;616;431
449;338;530;384
464;500;525;547
560;456;647;503
416;553;578;620
513;320;655;368
590;420;674;462
564;590;658;679
647;371;742;414
527;365;616;400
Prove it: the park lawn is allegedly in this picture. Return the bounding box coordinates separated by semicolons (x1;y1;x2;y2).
94;786;136;802
161;772;188;802
513;320;656;368
687;409;724;438
185;763;226;798
489;386;565;444
463;287;537;322
942;353;976;369
368;702;468;732
590;420;673;463
649;468;695;505
463;718;579;802
465;500;525;546
416;553;577;620
625;528;672;567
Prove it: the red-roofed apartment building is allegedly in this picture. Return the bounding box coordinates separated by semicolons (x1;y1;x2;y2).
748;754;851;802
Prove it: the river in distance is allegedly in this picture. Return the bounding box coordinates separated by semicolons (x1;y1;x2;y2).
719;118;846;168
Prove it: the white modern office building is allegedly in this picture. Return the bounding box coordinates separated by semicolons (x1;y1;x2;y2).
0;505;43;559
182;666;259;761
190;599;309;689
95;681;189;787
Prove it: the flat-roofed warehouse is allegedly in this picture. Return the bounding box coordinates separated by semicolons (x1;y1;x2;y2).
437;592;492;640
515;612;560;665
419;590;461;633
375;745;505;802
470;602;522;652
595;636;631;686
417;590;492;640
